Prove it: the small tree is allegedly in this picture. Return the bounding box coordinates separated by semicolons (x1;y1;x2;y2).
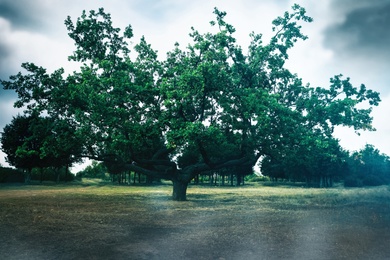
1;114;83;182
1;114;45;182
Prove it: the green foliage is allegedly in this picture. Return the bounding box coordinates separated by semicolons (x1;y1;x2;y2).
1;114;46;171
362;174;385;187
262;141;390;188
0;5;381;199
261;134;348;186
344;175;363;187
30;167;75;182
344;144;390;187
77;161;108;179
245;174;270;182
0;167;24;183
1;114;83;172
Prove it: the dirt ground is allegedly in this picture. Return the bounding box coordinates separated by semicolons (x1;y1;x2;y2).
0;183;390;260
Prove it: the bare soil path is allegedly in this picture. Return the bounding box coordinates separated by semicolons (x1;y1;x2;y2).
1;183;390;259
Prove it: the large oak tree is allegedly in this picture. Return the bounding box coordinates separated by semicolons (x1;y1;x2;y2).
1;5;380;200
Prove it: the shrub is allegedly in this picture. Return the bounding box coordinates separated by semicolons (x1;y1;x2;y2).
245;174;270;182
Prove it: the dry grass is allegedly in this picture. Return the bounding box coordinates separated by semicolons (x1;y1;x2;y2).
1;182;390;259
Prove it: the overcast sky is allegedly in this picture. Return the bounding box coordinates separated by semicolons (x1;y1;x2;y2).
1;0;389;169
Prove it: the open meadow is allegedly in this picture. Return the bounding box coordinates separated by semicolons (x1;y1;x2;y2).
1;181;390;260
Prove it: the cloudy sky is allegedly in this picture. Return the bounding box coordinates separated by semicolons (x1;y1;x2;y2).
0;0;389;169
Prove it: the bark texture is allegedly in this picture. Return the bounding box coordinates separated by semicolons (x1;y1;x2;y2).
172;180;189;201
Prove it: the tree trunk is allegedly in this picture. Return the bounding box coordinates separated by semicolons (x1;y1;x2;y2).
56;170;60;183
236;174;241;186
172;180;189;201
194;174;199;184
65;164;69;182
40;168;44;183
146;175;153;184
25;169;31;183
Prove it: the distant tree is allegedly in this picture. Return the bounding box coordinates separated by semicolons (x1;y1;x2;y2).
1;114;83;182
1;5;380;199
261;134;347;187
1;114;45;182
30;167;75;182
345;145;390;187
78;161;108;179
260;156;287;182
39;118;84;182
291;135;347;187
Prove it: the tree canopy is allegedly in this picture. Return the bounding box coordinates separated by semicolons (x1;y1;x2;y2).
1;113;83;182
1;5;380;200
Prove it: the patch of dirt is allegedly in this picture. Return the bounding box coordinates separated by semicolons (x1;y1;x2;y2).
1;185;390;259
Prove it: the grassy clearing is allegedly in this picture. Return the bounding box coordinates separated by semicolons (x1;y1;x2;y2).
1;181;389;206
1;182;390;259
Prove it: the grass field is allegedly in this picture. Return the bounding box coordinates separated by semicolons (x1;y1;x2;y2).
1;181;390;259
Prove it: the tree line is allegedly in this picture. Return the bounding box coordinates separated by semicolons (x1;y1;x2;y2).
261;144;390;187
0;5;383;200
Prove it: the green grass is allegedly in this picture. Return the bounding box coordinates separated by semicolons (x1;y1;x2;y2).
2;180;388;207
1;181;390;259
